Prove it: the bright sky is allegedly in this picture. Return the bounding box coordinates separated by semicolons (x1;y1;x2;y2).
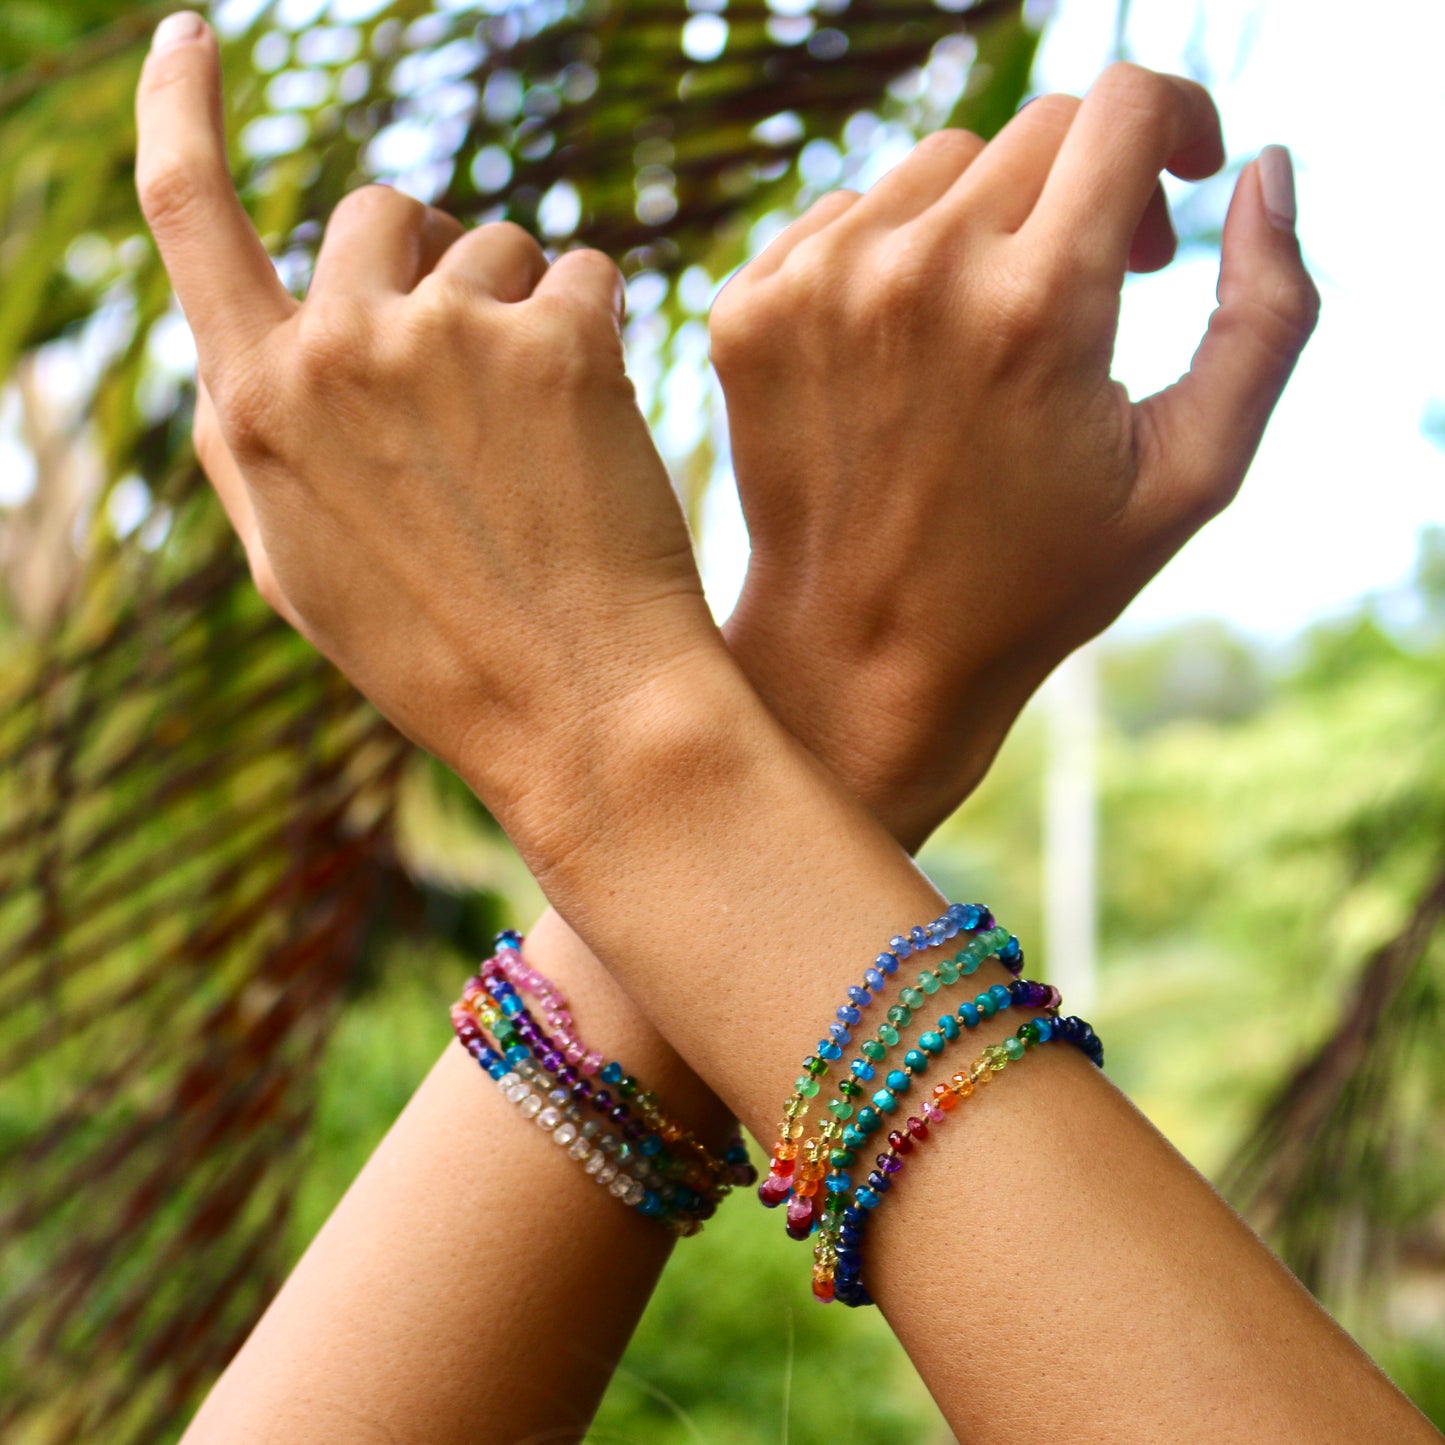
1041;0;1445;636
700;0;1445;641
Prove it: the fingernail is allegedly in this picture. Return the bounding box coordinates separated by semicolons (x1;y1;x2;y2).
152;11;205;51
1257;145;1296;231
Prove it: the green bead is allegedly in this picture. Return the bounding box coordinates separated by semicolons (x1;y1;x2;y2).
830;1148;855;1169
618;1076;638;1098
1021;1020;1042;1044
838;1078;861;1098
918;1031;945;1055
1003;1036;1026;1060
900;987;925;1010
824;1192;847;1214
861;1039;886;1062
804;1055;827;1076
904;1049;928;1072
827;1098;854;1120
938;960;960;985
918;971;941;995
886;1005;912;1028
795;1076;820;1097
878;1024;900;1047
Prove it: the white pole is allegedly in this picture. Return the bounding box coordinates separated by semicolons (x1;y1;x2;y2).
1043;644;1099;1013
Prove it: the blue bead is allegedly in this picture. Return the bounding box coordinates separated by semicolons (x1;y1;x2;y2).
928;921;946;945
818;1039;843;1060
499;995;524;1018
836;1004;862;1026
826;1173;851;1193
938;1013;959;1041
1034;1017;1052;1041
639;1135;662;1156
843;1205;867;1227
1000;934;1021;961
639;1190;664;1216
842;1126;867;1149
918;1031;945;1054
884;1070;910;1093
839;1225;864;1246
870;1088;898;1114
989;983;1011;1009
856;1188;881;1210
959;1002;981;1028
866;1170;891;1193
850;1059;875;1082
485;1060;508;1080
909;926;928;949
889;935;913;960
829;1022;852;1045
600;1061;623;1084
960;903;982;930
855;1107;882;1133
903;1049;928;1072
847;985;870;1007
864;967;886;991
504;1045;529;1066
876;952;899;976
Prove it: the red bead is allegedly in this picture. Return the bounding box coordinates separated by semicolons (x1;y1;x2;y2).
906;1116;928;1140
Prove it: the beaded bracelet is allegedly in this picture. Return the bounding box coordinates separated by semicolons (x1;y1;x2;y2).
453;934;753;1234
823;1012;1104;1305
491;932;743;1199
800;976;1067;1270
761;903;1020;1227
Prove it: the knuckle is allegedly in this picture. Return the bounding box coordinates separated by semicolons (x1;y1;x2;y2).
331;183;421;232
295;298;376;383
550;247;622;307
1022;93;1081;131
914;126;982;160
137;155;211;236
1096;60;1171;118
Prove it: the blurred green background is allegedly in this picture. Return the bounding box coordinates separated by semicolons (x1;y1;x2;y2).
1;1;1441;1441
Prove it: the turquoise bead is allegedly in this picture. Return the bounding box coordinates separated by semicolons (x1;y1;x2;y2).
871;1088;898;1113
988;984;1011;1009
885;1070;910;1093
903;1049;927;1072
842;1125;867;1149
938;1014;960;1041
856;1187;881;1210
856;1107;882;1133
959;1002;981;1027
976;991;997;1018
918;1031;944;1054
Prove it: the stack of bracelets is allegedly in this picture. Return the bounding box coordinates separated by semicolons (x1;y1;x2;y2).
757;902;1104;1306
450;930;755;1235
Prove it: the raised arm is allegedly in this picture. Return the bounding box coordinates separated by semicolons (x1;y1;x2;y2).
138;14;1438;1445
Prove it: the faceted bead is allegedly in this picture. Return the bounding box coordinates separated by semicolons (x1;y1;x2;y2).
866;1170;891;1193
804;1055;828;1076
863;968;886;991
536;1106;562;1130
906;1116;929;1140
923;1102;945;1122
1034;1017;1053;1042
900;988;925;1010
988;984;1012;1009
838;1078;861;1098
827;1098;854;1120
877;1024;900;1047
938;960;960;985
825;1172;852;1193
847;985;871;1007
903;1049;928;1074
938;1014;960;1042
910;926;929;950
600;1061;623;1084
1003;1037;1026;1060
837;1005;862;1027
818;1040;843;1061
877;1153;903;1175
812;1276;836;1303
958;1003;980;1028
829;1148;855;1169
889;936;912;960
886;1005;911;1028
518;1094;543;1118
829;1023;852;1045
855;1107;882;1133
855;1187;881;1210
795;1076;820;1098
851;1059;876;1081
861;1040;886;1063
871;1089;898;1113
885;1070;910;1093
918;971;941;995
876;952;900;976
918;1031;944;1055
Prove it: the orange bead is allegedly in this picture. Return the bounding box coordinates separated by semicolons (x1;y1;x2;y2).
935;1089;958;1111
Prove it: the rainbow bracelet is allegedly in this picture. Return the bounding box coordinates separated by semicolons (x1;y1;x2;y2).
824;1011;1104;1306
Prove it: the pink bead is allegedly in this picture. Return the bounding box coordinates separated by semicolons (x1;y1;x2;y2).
786;1194;815;1229
581;1051;604;1075
923;1103;945;1123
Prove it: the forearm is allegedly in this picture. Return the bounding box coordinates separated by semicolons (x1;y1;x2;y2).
183;908;730;1445
484;659;1438;1445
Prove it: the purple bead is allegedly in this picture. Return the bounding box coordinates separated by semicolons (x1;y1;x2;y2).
594;1089;612;1109
541;1050;565;1071
557;1066;578;1085
623;1118;645;1141
575;1080;593;1100
978;909;995;931
610;1104;628;1124
877;1154;903;1174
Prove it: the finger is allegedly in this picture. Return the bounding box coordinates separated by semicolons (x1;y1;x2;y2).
1025;63;1224;282
431;221;549;301
531;248;625;322
847;129;985;229
739;189;861;281
310;187;464;297
193;378;296;624
135;12;294;364
1132;147;1319;531
1127;182;1177;273
937;97;1082;231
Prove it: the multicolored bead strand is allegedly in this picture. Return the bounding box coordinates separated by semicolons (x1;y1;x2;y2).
824;1013;1104;1307
760;903;1020;1231
452;935;753;1233
807;976;1064;1275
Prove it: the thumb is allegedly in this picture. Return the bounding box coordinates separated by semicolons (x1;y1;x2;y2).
1132;146;1320;533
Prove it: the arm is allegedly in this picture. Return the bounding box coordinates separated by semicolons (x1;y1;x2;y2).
139;18;1437;1445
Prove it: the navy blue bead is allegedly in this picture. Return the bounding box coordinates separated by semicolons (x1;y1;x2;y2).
866;1170;891;1193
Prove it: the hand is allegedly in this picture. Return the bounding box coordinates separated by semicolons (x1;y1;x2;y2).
136;15;719;827
713;65;1319;849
